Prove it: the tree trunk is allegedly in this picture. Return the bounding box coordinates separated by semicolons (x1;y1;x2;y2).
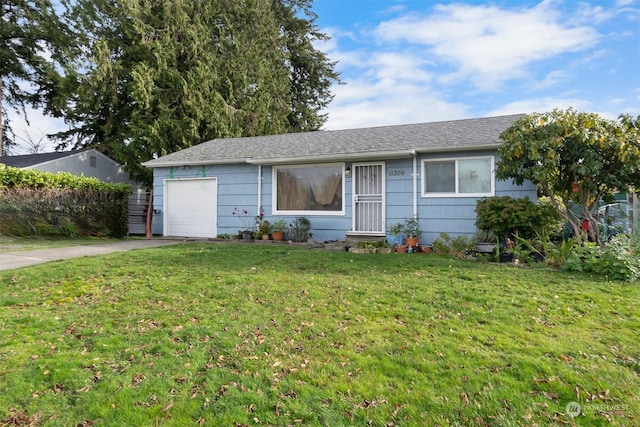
564;200;582;242
0;78;4;157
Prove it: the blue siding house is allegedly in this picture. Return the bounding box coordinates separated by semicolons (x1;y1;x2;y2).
142;114;536;243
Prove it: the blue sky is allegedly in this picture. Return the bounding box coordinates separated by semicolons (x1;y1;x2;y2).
312;0;640;130
7;0;640;153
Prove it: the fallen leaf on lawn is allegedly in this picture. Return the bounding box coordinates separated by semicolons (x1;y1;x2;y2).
460;392;470;406
532;376;555;383
542;391;558;400
559;354;571;363
356;399;387;409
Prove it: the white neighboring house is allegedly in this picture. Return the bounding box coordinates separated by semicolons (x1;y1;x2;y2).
0;149;149;235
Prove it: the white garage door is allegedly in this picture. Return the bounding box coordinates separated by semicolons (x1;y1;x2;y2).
164;178;218;238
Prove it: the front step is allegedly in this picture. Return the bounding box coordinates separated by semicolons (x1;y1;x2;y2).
345;233;387;248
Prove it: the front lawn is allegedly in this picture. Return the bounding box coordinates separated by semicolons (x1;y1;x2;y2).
1;243;637;426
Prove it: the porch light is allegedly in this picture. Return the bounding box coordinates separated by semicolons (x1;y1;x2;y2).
345;166;351;176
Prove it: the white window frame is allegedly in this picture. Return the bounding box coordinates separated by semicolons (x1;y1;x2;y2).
272;162;346;216
421;156;495;198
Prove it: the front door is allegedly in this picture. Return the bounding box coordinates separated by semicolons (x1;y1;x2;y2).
352;162;385;233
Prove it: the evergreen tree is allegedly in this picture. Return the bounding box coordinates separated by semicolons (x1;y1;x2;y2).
275;0;340;132
53;0;339;184
0;0;72;156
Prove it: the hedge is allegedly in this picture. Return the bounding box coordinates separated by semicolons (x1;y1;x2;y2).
0;165;130;238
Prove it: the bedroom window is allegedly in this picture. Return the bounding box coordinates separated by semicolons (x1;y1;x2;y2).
273;163;344;215
422;156;494;197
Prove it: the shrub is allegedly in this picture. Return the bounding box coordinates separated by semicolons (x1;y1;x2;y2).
0;165;130;238
563;233;640;282
293;217;311;242
475;196;560;242
432;233;473;258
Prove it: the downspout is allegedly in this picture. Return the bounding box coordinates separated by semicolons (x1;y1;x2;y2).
257;165;263;215
412;150;418;217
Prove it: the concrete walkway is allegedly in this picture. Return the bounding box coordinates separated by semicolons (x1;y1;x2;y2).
0;239;186;271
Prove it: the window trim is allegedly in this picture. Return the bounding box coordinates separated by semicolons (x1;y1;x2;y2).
421;156;495;198
272;162;346;216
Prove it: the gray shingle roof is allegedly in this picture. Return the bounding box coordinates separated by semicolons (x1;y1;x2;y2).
0;151;80;168
143;114;523;167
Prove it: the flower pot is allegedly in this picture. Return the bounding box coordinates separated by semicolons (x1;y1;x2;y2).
420;245;432;253
271;230;285;241
529;251;545;263
395;245;408;253
261;234;270;240
242;231;252;240
499;252;515;263
386;233;405;247
475;242;495;253
405;237;419;248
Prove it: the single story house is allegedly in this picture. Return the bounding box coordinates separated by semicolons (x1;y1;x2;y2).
0;149;149;235
142;114;537;244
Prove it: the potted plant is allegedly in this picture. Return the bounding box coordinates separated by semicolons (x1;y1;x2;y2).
293;217;311;242
395;244;408;253
257;220;271;240
232;207;254;239
271;219;288;241
474;229;496;253
402;216;422;248
386;222;405;247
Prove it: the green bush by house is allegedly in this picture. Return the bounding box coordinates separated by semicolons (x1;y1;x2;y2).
0;165;130;238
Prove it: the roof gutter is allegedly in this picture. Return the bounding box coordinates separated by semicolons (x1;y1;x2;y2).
142;145;500;168
414;143;501;154
142;158;250;168
248;149;417;165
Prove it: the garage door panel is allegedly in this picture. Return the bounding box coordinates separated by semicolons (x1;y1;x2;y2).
164;178;217;238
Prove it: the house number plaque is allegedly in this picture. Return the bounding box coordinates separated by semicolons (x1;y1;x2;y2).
388;170;405;176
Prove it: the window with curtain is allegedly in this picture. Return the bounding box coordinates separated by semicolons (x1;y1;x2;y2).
422;157;494;197
273;164;344;214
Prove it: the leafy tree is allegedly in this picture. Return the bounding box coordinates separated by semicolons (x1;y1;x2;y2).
52;0;339;185
496;108;640;245
0;0;72;156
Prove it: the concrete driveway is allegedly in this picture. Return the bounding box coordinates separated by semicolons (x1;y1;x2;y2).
0;239;186;271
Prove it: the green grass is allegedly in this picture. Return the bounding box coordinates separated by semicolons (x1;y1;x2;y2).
1;243;638;426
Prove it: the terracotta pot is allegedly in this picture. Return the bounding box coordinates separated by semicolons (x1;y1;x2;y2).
405;237;419;248
271;230;285;241
395;245;408;253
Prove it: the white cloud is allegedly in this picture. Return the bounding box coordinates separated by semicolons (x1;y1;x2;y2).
484;97;637;120
374;1;600;90
486;97;594;117
325;79;468;130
